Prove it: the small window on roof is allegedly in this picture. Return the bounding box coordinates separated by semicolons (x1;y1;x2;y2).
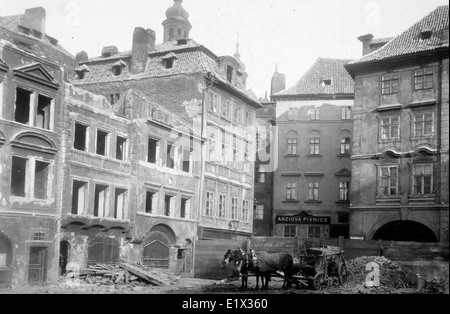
420;31;432;40
322;79;332;86
113;66;122;76
164;59;174;69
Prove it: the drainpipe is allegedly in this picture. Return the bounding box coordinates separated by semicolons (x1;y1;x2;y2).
436;59;443;241
193;72;214;274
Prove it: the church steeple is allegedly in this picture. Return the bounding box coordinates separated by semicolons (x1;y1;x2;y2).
162;0;192;43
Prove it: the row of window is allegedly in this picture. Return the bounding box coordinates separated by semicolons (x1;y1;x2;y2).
378;164;433;197
287;106;352;121
72;180;192;220
74;122;193;173
208;131;252;173
71;180;128;220
284;181;350;202
205;191;250;222
286;136;351;156
208;91;255;126
381;67;434;95
380;111;434;140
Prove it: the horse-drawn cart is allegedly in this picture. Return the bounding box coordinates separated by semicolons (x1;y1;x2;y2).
293;246;348;290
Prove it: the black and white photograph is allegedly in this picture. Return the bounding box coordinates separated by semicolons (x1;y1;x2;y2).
0;0;448;301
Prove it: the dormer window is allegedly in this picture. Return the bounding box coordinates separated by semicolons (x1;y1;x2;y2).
162;53;177;69
75;65;90;80
111;60;127;76
227;66;233;83
321;79;332;86
420;30;432;40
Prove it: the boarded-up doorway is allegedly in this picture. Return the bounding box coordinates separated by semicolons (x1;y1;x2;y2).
28;247;47;285
87;237;120;266
143;232;170;268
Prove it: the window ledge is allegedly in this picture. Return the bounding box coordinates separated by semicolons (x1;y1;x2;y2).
376;197;401;205
338;154;351;158
375;104;403;112
307;154;322;158
284;154;300;158
408;100;437;108
410;135;435;140
305;200;323;204
282;200;299;204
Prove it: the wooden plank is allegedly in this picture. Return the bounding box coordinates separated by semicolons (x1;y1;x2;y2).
118;262;165;286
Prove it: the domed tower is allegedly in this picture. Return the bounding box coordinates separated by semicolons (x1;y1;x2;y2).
162;0;192;43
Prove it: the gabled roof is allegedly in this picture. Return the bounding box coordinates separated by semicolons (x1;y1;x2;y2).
13;62;59;88
274;58;354;97
348;5;449;66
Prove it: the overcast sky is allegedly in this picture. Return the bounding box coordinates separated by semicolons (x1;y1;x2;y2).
1;0;448;98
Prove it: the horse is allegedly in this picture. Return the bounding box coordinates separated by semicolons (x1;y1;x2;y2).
250;250;294;289
221;248;267;290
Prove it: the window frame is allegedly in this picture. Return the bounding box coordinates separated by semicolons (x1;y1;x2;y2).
414;67;434;91
309;137;320;155
381;73;400;95
380;116;400;141
286;182;297;200
339;181;350;201
413;111;435;137
378;165;399;197
308;181;320;201
284;226;296;238
412;164;433;195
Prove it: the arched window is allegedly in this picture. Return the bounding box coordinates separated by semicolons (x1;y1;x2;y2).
178;28;182;36
169;28;174;37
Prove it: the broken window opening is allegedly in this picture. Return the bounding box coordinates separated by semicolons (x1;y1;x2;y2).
114;188;127;220
36;95;52;130
181;198;189;219
34;161;49;199
116;136;127;161
148;138;159;164
182;148;191;173
96;130;109;156
74;123;88;151
145;191;156;214
322;79;332;86
72;180;87;215
11;156;27;197
164;195;173;216
94;184;109;217
14;87;32;125
113;66;122;76
164;59;174;69
166;143;175;169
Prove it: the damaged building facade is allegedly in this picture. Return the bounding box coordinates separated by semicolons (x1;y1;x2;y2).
1;0;260;287
345;5;449;242
0;8;76;287
73;0;261;241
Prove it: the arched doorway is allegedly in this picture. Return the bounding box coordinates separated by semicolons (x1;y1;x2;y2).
59;241;70;275
0;233;13;288
373;220;438;242
143;225;176;269
87;237;120;266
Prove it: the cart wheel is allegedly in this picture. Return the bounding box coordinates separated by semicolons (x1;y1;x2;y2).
338;263;348;286
313;272;330;290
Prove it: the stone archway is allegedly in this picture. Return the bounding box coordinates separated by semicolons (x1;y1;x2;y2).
0;233;13;288
372;220;438;242
143;224;176;269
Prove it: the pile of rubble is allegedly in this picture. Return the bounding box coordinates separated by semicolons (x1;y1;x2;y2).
309;246;343;255
65;261;179;286
338;256;418;294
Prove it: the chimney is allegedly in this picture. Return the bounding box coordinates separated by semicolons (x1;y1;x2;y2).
75;51;89;64
101;46;119;58
357;34;374;56
270;64;286;96
131;27;156;74
24;7;46;35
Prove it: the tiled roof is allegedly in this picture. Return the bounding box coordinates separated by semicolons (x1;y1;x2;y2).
349;5;449;65
274;58;354;96
370;37;394;45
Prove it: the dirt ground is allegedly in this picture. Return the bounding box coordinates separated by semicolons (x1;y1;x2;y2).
0;276;431;294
